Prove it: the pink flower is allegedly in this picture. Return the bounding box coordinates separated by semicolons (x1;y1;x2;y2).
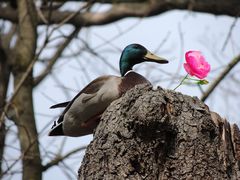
183;51;211;79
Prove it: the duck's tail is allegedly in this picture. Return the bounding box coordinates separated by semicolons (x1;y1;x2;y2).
48;122;64;136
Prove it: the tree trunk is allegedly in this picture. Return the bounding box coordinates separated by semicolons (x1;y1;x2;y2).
78;84;240;179
12;0;42;179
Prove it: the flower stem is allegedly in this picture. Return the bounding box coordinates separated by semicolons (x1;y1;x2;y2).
173;74;188;91
186;77;200;81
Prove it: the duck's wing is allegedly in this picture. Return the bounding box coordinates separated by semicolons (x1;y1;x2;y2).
50;101;70;109
49;75;117;136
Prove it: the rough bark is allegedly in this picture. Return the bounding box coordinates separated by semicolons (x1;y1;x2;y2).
79;84;240;179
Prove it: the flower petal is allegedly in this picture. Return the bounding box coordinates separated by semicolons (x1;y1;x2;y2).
183;63;194;76
184;50;211;79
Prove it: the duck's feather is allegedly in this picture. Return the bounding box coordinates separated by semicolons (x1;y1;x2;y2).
49;71;151;137
49;75;121;136
50;101;70;109
49;114;101;136
119;71;151;95
49;122;64;136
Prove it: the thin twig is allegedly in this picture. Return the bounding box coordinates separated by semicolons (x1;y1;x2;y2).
0;2;92;128
0;44;45;128
221;18;238;51
79;38;119;73
0;126;45;178
34;27;81;86
42;146;87;171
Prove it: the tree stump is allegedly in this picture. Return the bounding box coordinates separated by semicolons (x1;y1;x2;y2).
78;84;240;179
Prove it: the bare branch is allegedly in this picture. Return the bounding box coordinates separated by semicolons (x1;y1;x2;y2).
201;54;240;102
221;18;238;51
34;27;81;86
0;46;43;129
0;1;87;127
82;40;119;73
42;146;87;171
0;126;42;179
0;0;239;27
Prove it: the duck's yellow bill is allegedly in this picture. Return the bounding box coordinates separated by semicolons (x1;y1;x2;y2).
144;51;169;64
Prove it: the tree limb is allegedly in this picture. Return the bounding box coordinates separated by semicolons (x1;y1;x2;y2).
221;18;238;51
0;0;239;27
34;27;81;86
42;146;87;171
201;54;240;102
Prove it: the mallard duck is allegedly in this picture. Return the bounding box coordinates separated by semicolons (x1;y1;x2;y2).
49;44;168;137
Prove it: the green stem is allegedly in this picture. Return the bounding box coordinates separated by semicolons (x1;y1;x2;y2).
186;77;199;81
173;74;188;91
186;77;207;82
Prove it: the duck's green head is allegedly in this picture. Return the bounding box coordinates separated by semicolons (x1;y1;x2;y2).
119;44;168;76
